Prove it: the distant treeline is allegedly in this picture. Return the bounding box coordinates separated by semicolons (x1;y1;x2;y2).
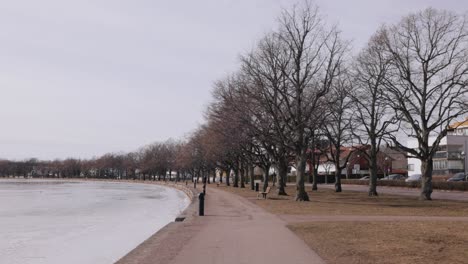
2;1;468;203
0;139;210;182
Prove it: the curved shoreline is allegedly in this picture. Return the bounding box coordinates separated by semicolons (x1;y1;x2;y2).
115;185;326;264
114;180;199;264
0;178;198;264
2;179;325;263
76;179;200;263
84;179;199;222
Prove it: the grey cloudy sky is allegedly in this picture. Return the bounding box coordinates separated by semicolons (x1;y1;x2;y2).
1;0;466;160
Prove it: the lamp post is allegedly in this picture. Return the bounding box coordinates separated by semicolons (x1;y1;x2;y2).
346;162;350;179
384;157;389;178
356;154;361;178
462;151;466;178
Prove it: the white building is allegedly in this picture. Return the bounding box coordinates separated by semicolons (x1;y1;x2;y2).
407;118;468;176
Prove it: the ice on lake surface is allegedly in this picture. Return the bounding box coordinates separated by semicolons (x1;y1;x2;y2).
0;179;190;264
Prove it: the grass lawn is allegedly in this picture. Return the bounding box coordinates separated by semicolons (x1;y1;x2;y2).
219;184;468;216
216;183;468;264
290;221;468;264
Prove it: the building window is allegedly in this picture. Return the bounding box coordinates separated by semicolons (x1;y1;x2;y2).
434;160;447;170
408;164;415;171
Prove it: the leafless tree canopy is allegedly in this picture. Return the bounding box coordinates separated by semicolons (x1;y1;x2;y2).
2;4;467;203
381;8;468;200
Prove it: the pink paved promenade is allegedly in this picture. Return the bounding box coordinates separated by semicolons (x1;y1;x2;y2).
118;185;325;264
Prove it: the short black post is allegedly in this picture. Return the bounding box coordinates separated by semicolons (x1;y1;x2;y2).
255;182;259;192
198;192;205;216
194;181;197;189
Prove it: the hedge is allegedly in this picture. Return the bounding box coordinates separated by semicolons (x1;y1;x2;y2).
341;179;468;191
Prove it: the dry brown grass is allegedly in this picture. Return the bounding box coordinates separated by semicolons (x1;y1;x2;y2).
289;221;468;264
218;184;468;216
216;183;468;263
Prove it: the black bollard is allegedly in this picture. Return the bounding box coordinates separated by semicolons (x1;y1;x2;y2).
255;182;259;192
198;192;205;216
194;181;197;189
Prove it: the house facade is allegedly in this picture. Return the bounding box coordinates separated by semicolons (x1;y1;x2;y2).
382;147;408;175
315;146;405;178
407;118;468;177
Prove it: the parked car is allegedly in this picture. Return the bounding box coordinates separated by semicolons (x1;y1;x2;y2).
359;176;370;180
446;172;468;182
381;174;406;180
405;174;421;182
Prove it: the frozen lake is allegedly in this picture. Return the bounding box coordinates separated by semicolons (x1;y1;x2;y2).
0;179;190;264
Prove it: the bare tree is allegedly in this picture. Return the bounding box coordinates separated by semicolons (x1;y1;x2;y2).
209;75;267;189
308;131;327;190
240;32;292;195
275;2;347;200
381;8;468;200
322;76;355;192
351;31;393;196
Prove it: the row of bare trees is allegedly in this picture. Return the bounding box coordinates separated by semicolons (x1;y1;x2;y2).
199;3;468;201
1;3;467;201
0;139;197;182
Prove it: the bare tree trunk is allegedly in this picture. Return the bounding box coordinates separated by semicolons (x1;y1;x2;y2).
262;164;270;192
368;161;378;196
250;165;255;190
368;147;378;196
420;159;433;200
225;169;230;186
308;164;313;184
240;164;245;188
295;153;309;201
334;167;342;192
312;167;318;191
233;168;239;187
334;148;343;192
244;167;249;184
311;149;318;191
277;157;288;196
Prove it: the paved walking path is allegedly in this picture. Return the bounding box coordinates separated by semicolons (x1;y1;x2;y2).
169;187;325;264
318;184;468;201
118;185;325;264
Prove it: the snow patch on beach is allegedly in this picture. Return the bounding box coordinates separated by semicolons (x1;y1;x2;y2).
0;180;190;264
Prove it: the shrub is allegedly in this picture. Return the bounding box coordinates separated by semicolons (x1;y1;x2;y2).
341;179;468;191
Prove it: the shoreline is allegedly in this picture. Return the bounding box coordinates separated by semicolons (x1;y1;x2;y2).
115;180;199;264
120;184;325;264
2;178;327;263
0;178;199;264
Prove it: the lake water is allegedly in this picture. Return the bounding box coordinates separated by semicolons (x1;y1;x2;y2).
0;179;190;264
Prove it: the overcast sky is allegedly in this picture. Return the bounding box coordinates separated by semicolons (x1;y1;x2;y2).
1;0;466;160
